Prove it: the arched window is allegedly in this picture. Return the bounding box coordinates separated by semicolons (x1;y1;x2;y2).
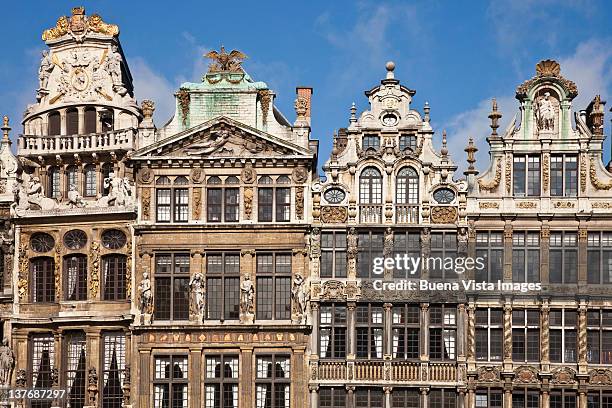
359;167;382;204
396;167;419;204
100;110;114;132
66;165;78;192
47;166;61;198
31;257;55;303
84;165;97;197
48;111;60;136
84;107;97;134
66;108;79;135
64;254;87;301
103;254;127;300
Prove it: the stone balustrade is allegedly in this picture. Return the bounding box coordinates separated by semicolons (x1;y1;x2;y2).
19;128;136;155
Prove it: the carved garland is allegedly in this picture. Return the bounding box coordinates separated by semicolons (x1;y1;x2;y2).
54;242;62;301
125;241;132;300
18;242;28;301
90;241;100;297
193;188;202;220
141;188;151;220
295;187;304;220
320;206;348;223
243;187;253;220
580;153;587;193
176;88;190;125
477;158;502;192
258;90;271;125
505;156;512;194
542;153;549;192
590;157;612;190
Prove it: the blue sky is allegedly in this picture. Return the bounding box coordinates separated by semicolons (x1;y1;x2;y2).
1;1;611;174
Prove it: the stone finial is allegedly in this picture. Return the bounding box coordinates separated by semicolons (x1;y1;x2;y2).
488;98;502;137
589;94;605;135
385;61;395;80
331;131;339;158
141;100;155;120
424;101;430;123
1;116;10;142
464;137;478;175
441;130;448;157
349;102;357;124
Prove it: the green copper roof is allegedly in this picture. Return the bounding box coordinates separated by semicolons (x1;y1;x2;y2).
180;69;267;91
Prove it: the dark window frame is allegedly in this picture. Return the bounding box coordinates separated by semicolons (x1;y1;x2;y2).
355;303;384;359
513;155;540;197
475;231;504;282
587;232;612;284
204;354;239;408
64;254;87;301
475;308;503;361
512;231;540;283
255;253;292;321
102;254;127;301
549;231;578;284
392;304;420;360
550;154;578;197
321;231;347;278
153;355;188;408
512;309;540;362
31;256;55;303
206;253;240;321
320;303;347;359
429;305;457;361
154;253;190;321
255;354;291;408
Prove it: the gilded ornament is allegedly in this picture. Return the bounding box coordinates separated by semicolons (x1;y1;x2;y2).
516;59;577;98
551;367;576;385
42;8;119;41
505;156;511;194
125;241;132;300
589;369;612;385
295;187;304;220
54;242;62;301
592;202;612;209
17;242;28;301
477;158;502;192
513;366;539;384
553;201;575;209
243;187;253;220
204;47;247;73
477;366;500;382
542;153;549;192
141;188;151;220
430;206;457;224
589;157;612;190
580;153;587;193
258;90;271;124
516;202;537;209
193;188;202;220
90;241;100;297
176;88;190;125
320;206;348;223
141;100;155;119
478;202;499;209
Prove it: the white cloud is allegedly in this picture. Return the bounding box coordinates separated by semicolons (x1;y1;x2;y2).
131;57;176;127
444;38;612;174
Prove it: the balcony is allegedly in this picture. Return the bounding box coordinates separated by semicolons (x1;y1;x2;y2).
19;128;136;156
395;205;419;224
355;361;384;381
317;361;459;383
359;205;383;223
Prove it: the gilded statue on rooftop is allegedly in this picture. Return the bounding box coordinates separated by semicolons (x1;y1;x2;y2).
205;46;247;73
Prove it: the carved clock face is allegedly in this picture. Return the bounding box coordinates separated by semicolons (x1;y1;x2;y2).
324;188;346;204
433;188;455;204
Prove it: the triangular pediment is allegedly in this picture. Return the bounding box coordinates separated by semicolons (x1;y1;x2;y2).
133;116;313;159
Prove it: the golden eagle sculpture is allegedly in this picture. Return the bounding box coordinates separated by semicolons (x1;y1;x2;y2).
205;46;247;73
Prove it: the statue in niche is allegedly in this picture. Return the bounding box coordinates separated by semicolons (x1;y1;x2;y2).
292;273;307;322
0;338;14;387
535;92;555;131
138;272;153;323
189;272;205;318
38;50;54;93
240;274;255;318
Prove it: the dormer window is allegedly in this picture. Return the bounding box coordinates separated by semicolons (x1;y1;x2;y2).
399;135;417;151
362;135;380;151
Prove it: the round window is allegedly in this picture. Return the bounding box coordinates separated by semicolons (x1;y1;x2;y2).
63;230;88;250
324;188;346;204
30;233;55;253
433;188;456;204
101;229;127;250
381;112;398;127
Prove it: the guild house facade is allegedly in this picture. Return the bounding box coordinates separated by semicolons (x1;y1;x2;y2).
0;6;609;408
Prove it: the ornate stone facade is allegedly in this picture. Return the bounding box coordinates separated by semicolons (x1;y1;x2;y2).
1;9;611;408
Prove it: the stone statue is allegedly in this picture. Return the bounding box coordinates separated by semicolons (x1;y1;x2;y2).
535;92;555;131
458;227;468;254
189;272;205;317
384;227;394;258
38;50;54;92
67;184;85;208
138;272;152;323
0;338;14;387
291;274;307;322
347;227;358;260
105;45;126;95
101;174;132;207
310;228;321;258
240;274;254;317
87;367;98;406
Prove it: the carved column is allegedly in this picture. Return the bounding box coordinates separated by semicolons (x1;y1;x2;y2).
420;303;429;361
458;389;466;408
347;302;356;359
541;300;550;371
292;348;307;408
540;225;550;284
138;348;151;408
384;386;392;408
578;227;588;285
77;107;85;134
578;390;587;408
383;303;392;358
420;229;430;279
503;302;512;369
504;386;512;408
189;347;201;408
346;386;355;408
311;302;320;357
466;303;475;364
85;328;101;408
59;108;67;136
420;387;429;408
457;303;466;360
240;346;253;408
541;387;550;408
503;223;513;282
578;300;588;374
309;384;319;408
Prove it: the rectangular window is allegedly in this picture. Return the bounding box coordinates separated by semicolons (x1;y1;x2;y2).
224;188;239;222
258;188;273;222
65;255;87;301
154;253;190;321
174;188;189;222
355;388;384;408
32;257;55;303
356;304;384;359
588;232;612;284
275;188;290;222
475;232;504;282
429;305;456;360
399;134;417;151
321;231;347;278
430;232;457;280
549;309;577;363
393;231;421;278
551;155;578;197
255;355;290;408
103;255;127;301
475;389;503;408
30;334;55;389
102;333;126;408
512;389;540;408
587;310;612;364
362;135;380;150
357;231;384;278
512;310;540;362
206;254;240;320
156;189;171;222
65;333;87;408
475;308;503;361
550;391;577;408
587;392;612;408
85;167;97;197
154;356;188;408
204;355;238;408
429;389;457;408
319;387;346;408
513;155;540;196
207;189;222;222
256;253;292;320
549;232;578;284
512;232;540;283
392;304;420;359
320;304;347;359
392;388;420;408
